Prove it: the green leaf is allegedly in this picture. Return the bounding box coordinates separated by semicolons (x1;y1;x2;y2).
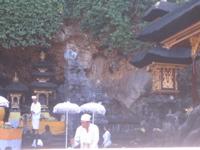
0;0;64;49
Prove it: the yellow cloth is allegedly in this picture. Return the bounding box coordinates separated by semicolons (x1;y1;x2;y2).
0;128;22;140
9;112;21;120
0;107;5;121
23;120;65;135
39;120;65;135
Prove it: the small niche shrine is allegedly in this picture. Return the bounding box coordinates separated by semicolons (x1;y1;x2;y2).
5;72;28;123
5;72;28;111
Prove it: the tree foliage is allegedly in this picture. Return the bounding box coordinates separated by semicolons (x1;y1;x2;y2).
0;0;188;52
64;0;145;54
63;0;188;54
0;0;64;49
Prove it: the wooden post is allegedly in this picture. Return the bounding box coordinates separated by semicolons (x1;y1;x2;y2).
190;35;200;106
192;58;198;106
65;111;68;148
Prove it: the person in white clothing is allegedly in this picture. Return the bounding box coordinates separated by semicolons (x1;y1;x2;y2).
31;95;41;132
30;95;41;147
72;113;99;148
102;126;112;148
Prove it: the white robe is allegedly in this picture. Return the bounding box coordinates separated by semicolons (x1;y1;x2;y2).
103;130;112;148
31;102;41;129
74;123;99;148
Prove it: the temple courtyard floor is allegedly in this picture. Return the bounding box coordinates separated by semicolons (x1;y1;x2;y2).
22;148;200;150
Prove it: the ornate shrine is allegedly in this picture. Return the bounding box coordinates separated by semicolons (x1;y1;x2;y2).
131;46;191;94
131;0;200;100
149;62;185;93
30;50;57;117
4;73;28;127
5;73;28;111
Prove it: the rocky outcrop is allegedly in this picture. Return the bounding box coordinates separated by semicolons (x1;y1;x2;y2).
52;24;154;111
39;39;200;147
179;105;200;146
103;68;152;109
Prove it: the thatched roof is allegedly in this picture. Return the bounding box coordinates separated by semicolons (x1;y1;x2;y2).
30;81;57;89
32;71;53;78
138;0;200;42
5;82;28;92
143;1;177;22
130;47;194;68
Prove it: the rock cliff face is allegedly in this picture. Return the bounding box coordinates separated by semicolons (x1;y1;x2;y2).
52;24;153;111
0;23;199;147
51;24;200;146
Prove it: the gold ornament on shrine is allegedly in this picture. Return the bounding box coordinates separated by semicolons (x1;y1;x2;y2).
149;63;185;93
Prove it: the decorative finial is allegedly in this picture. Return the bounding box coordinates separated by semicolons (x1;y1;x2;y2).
155;0;167;7
40;51;46;61
13;72;19;82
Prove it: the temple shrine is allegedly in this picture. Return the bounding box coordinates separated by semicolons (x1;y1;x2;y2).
6;73;28;111
5;73;28;125
30;50;64;135
0;49;65;149
30;50;57;118
131;0;200;105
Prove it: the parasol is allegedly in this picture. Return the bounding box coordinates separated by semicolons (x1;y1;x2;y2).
53;101;80;148
80;102;106;124
0;96;9;107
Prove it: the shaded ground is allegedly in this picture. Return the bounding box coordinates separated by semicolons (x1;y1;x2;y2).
22;133;65;149
21;132;177;149
22;132;137;149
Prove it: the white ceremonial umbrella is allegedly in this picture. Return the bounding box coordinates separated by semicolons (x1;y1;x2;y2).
53;101;80;148
0;96;9;107
80;102;106;124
